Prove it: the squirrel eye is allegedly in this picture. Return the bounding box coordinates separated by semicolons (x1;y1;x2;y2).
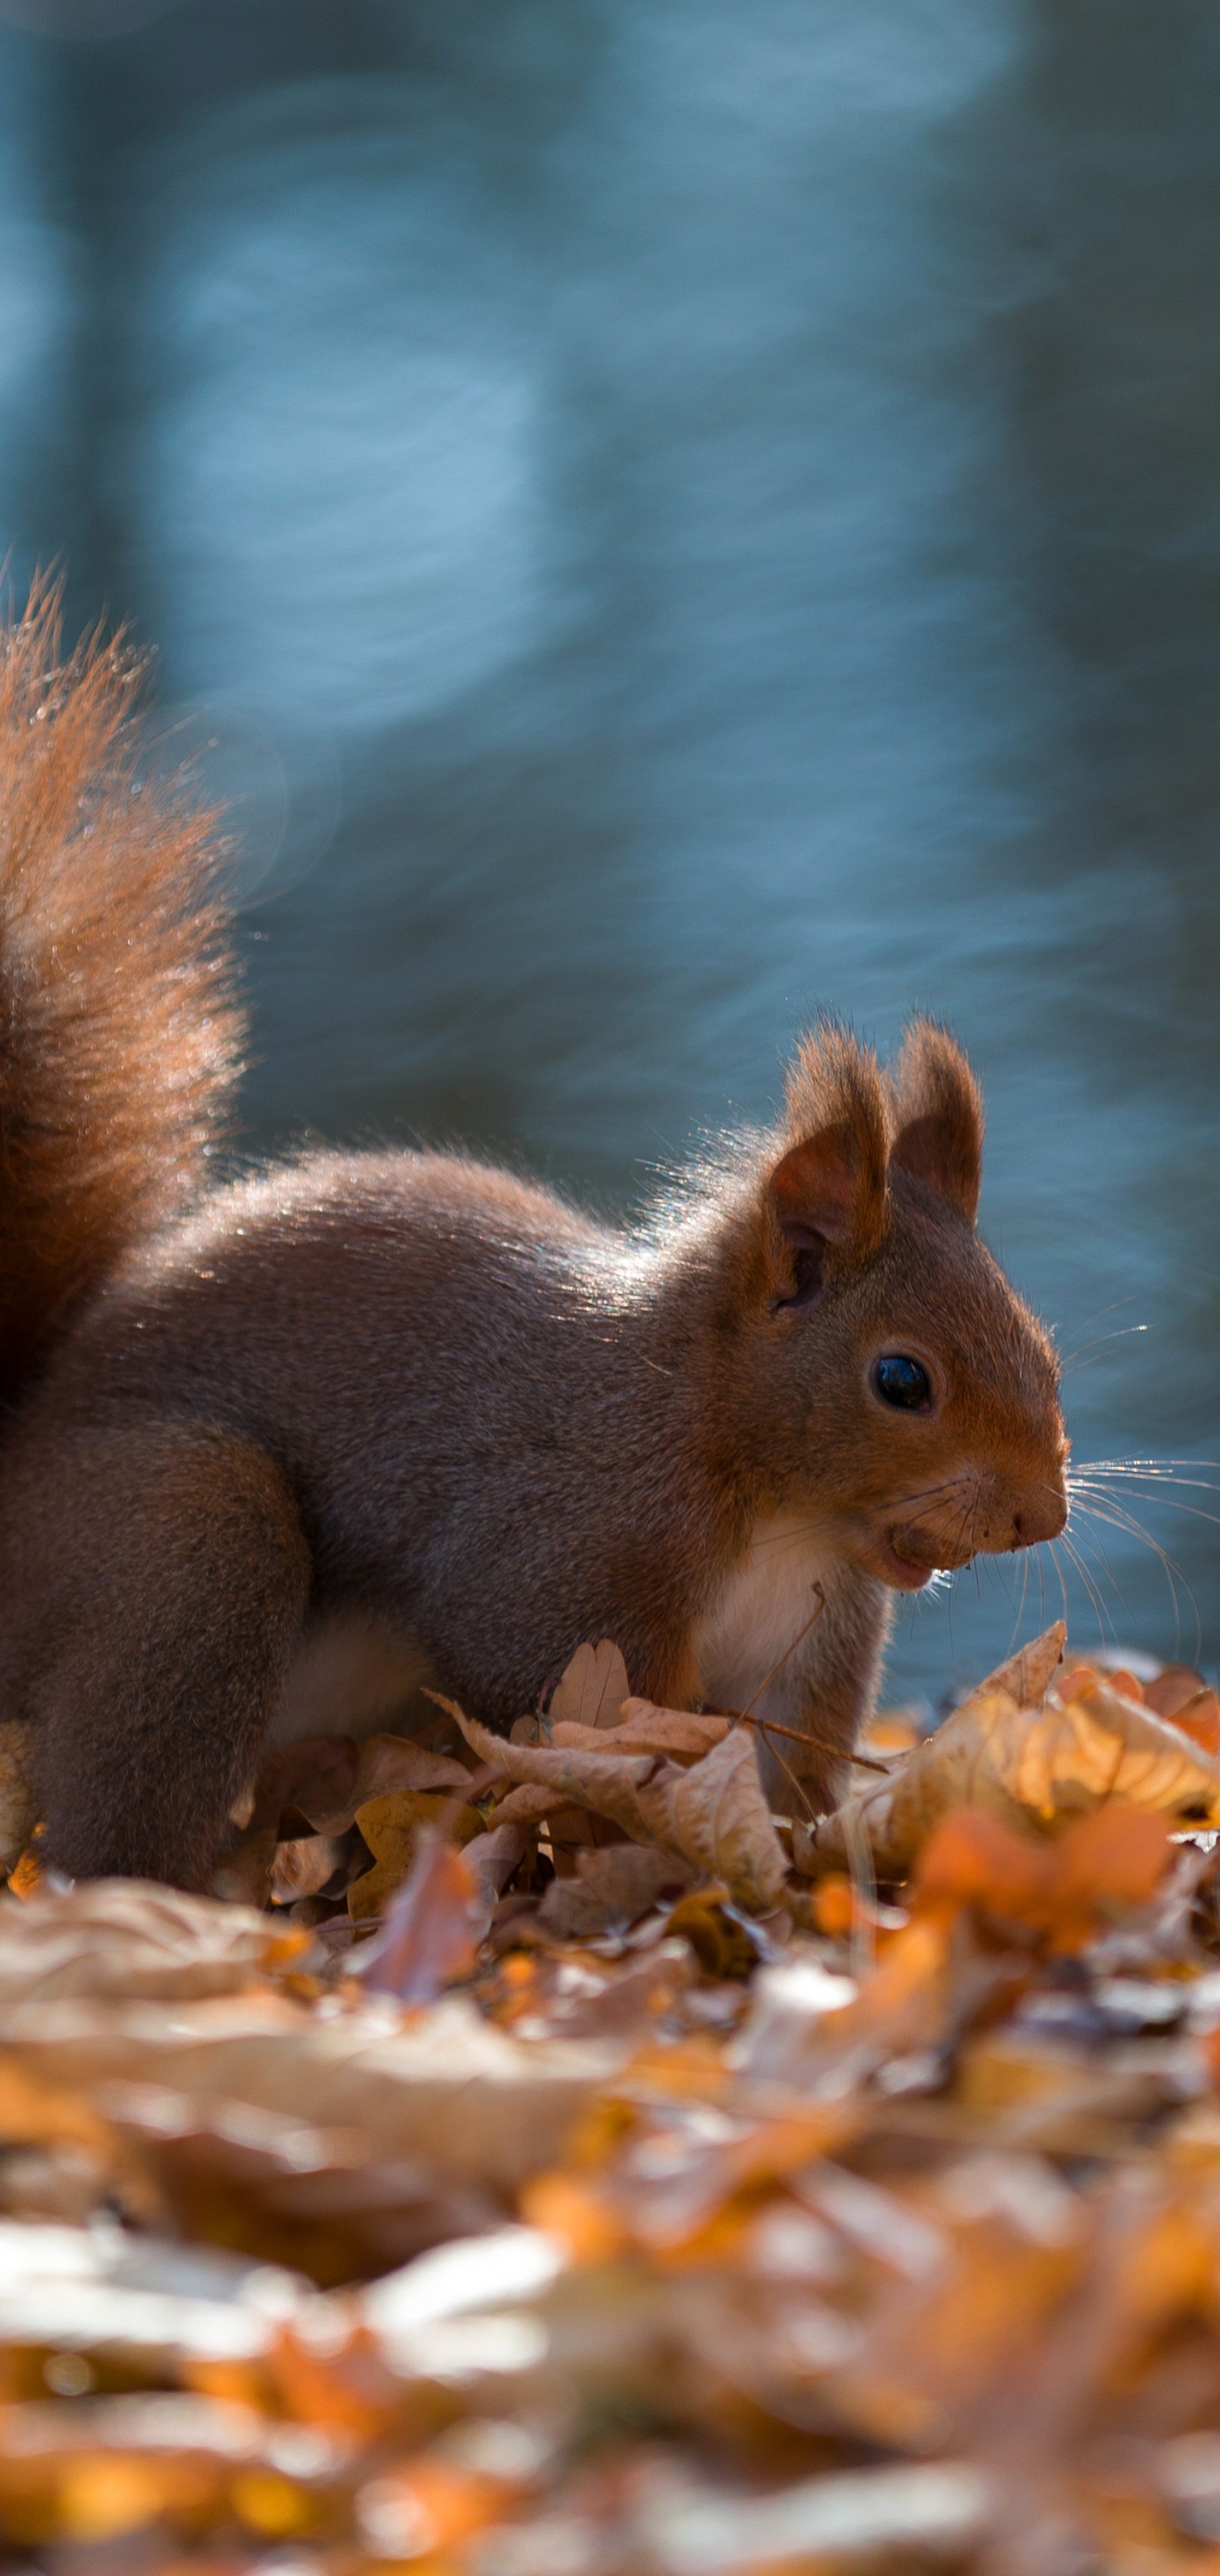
873;1353;933;1412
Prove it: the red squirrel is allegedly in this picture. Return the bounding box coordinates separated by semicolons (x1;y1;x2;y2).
0;592;1068;1889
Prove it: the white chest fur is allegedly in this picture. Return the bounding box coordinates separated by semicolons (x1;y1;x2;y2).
694;1514;835;1715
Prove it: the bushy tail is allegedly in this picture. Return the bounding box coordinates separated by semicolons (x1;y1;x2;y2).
0;580;243;1395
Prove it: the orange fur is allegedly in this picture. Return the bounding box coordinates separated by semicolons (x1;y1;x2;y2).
0;580;242;1388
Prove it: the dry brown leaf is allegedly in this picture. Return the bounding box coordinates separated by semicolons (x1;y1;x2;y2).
553;1703;730;1763
0;1883;280;2009
657;1727;789;1913
538;1845;698;1940
994;1676;1220;1822
463;1823;528;1917
355;1834;481;2002
92;2079;481;2283
347;1794;485;1920
443;1702;787;1913
985;1624;1072;1707
269;1836;347;1907
446;1708;674;1840
548;1639;631;1730
1144;1662;1208;1719
297;1735;473;1835
1163;1685;1220;1755
491;1783;574;1828
0;1983;616;2191
811;1622;1220;1878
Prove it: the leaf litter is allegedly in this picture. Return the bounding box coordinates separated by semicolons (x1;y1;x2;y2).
8;1627;1220;2568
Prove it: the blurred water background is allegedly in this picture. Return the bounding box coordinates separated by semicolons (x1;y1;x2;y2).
2;0;1218;1699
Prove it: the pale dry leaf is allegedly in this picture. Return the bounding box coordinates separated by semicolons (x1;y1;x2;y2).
491;1783;570;1827
979;1624;1068;1709
300;1734;473;1835
549;1640;631;1731
995;1675;1220;1824
0;2229;314;2368
443;1704;674;1843
657;1727;789;1914
269;1835;347;1906
0;1883;277;2008
444;1701;787;1913
538;1844;698;1940
553;1703;730;1763
812;1622;1220;1879
464;1821;528;1912
0;1990;618;2189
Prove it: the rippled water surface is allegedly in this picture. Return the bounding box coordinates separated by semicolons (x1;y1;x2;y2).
3;0;1220;1694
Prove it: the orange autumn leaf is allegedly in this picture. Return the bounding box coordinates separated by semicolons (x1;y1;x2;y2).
812;1874;857;1939
814;1622;1220;1879
347;1792;485;1920
912;1802;1172;1948
1166;1687;1220;1757
353;1829;482;2002
8;1833;44;1901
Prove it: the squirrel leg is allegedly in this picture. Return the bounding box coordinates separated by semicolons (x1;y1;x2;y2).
13;1423;310;1890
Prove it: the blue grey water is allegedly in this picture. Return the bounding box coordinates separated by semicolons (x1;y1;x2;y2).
2;0;1218;1699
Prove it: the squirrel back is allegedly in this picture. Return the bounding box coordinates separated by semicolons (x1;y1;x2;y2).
0;583;242;1395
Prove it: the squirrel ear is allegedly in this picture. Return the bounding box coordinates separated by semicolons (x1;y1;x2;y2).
765;1026;889;1309
888;1020;984;1225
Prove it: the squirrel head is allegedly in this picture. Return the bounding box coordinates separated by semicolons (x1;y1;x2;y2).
719;1019;1068;1590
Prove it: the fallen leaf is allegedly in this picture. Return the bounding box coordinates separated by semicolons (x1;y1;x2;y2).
911;1803;1173;1949
548;1640;632;1731
0;1989;613;2193
1144;1663;1208;1722
538;1846;697;1940
464;1823;529;1920
491;1782;573;1827
269;1837;347;1907
313;1734;473;1831
735;1925;951;2093
445;1702;788;1913
1001;1676;1220;1824
8;1840;43;1901
352;1832;482;2002
1158;1685;1220;1757
347;1793;485;1920
635;2458;991;2571
0;1883;281;2007
553;1703;730;1763
659;1728;790;1913
813;1622;1220;1877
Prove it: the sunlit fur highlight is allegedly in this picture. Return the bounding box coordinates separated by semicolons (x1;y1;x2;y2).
0;580;242;1390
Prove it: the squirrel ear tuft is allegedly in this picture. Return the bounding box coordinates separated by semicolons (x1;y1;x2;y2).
765;1025;889;1308
888;1020;983;1225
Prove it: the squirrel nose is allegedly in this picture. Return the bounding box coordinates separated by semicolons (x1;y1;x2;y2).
1011;1491;1067;1548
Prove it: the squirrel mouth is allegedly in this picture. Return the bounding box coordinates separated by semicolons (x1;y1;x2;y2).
876;1532;944;1591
